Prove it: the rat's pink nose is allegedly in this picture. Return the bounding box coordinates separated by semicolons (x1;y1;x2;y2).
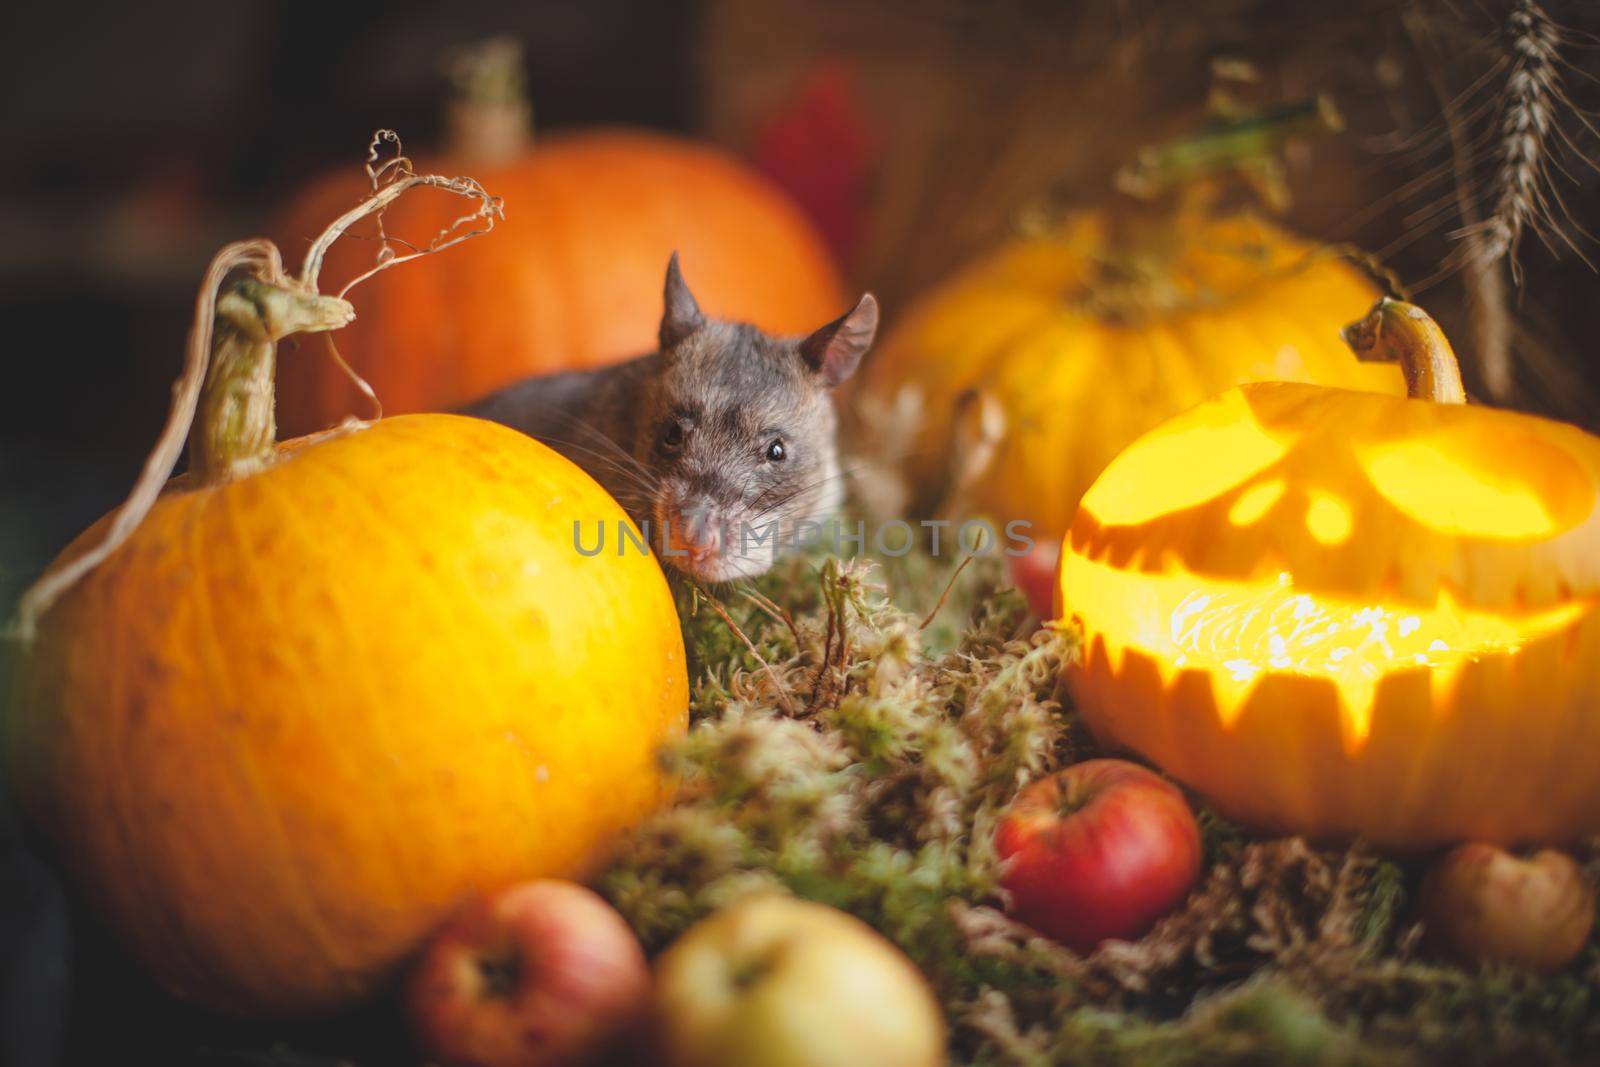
664;506;724;562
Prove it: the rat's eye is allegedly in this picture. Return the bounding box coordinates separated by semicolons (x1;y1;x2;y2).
659;421;687;453
765;438;787;463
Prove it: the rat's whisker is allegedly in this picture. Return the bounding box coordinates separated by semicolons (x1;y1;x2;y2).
538;415;659;485
746;462;877;518
535;435;661;492
482;391;662;487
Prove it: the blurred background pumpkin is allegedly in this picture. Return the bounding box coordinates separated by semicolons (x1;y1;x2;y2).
274;39;844;434
856;188;1407;542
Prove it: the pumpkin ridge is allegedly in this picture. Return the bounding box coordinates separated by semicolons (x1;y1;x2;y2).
94;514;208;998
304;435;540;876
312;420;664;887
253;465;425;937
199;486;357;997
165;490;298;1004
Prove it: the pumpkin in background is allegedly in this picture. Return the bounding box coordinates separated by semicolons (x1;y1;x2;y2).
274;40;843;435
1060;298;1600;850
859;203;1406;539
7;241;688;1012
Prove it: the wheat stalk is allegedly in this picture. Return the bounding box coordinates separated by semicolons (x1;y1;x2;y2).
1473;0;1563;279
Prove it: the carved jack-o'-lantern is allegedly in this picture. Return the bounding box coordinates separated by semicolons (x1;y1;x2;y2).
1061;299;1600;849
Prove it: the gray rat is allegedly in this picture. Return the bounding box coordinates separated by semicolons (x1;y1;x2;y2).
464;254;878;582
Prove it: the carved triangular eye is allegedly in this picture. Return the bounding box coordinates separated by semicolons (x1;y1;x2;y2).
801;293;879;387
660;252;705;350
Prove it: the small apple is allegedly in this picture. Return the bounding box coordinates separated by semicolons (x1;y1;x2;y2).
652;894;945;1067
1419;843;1596;976
1006;537;1061;621
408;880;651;1067
995;759;1201;952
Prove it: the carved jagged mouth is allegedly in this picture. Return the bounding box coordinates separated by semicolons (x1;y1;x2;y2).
1064;551;1592;750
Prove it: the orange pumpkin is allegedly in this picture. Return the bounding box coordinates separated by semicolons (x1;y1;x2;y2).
274;48;843;435
1060;299;1600;850
6;199;688;1014
857;204;1406;538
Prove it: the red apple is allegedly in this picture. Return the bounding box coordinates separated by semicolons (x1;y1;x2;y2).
1419;843;1596;976
408;880;651;1067
995;759;1202;952
1006;537;1061;621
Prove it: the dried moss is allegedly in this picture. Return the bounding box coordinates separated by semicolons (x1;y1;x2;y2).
601;550;1600;1067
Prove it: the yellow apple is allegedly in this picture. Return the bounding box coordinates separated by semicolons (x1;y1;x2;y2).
653;895;945;1067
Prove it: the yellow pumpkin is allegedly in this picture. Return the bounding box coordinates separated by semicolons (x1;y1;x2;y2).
6;226;688;1013
1060;299;1600;850
858;207;1406;535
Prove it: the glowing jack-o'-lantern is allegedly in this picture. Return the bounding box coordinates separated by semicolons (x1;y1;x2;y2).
1061;299;1600;849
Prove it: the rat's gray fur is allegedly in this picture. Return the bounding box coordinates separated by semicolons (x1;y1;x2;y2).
465;256;875;582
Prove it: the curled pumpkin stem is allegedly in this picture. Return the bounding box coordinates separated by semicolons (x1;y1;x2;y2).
1343;298;1467;405
193;280;356;483
8;132;502;643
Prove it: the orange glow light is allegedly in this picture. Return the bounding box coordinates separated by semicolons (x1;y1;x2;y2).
1065;553;1590;752
1357;434;1590;540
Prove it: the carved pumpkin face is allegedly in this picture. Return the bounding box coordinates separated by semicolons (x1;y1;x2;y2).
1061;303;1600;849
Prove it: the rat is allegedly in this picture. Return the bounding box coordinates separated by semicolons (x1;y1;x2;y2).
464;253;878;583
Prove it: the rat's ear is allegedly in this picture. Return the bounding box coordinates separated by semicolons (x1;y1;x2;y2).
660;251;706;350
801;293;878;387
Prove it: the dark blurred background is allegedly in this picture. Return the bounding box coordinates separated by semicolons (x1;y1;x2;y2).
1;0;700;612
5;0;1600;612
1;7;697;1060
1;2;1598;1062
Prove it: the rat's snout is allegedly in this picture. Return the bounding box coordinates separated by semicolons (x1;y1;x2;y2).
658;492;729;567
654;481;773;582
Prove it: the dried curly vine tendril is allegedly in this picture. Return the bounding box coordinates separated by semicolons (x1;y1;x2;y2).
9;131;502;643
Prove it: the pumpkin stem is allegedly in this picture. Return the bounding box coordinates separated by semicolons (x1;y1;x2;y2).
1343;298;1468;404
8;135;503;644
1049;95;1346;324
443;36;532;167
1113;95;1343;206
191;280;354;483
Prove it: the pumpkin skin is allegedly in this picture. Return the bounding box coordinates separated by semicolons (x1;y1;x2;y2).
274;131;845;435
1060;374;1600;850
858;209;1405;536
7;413;688;1015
